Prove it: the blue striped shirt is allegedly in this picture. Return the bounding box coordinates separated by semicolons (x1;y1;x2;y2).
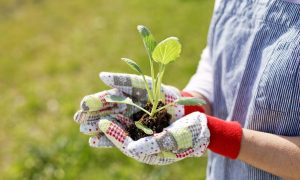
185;0;300;179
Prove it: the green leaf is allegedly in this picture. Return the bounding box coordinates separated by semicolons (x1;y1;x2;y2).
121;58;143;74
152;37;181;65
135;121;154;135
105;95;134;105
175;97;206;106
137;25;157;54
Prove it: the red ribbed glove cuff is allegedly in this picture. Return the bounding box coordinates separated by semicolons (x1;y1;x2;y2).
180;91;242;159
206;115;242;159
181;91;205;114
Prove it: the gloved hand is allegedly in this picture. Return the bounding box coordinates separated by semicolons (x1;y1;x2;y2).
126;112;210;157
98;112;210;165
73;72;191;148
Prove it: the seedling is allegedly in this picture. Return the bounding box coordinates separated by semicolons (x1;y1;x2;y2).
105;25;205;137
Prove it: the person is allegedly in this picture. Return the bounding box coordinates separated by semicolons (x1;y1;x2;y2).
74;0;300;179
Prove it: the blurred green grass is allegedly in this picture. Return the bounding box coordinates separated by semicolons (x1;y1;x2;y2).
0;0;214;179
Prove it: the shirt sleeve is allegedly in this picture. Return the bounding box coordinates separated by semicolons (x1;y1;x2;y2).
183;46;213;103
183;0;220;103
214;0;221;11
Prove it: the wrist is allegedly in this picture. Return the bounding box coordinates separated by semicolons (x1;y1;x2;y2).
181;91;206;114
206;115;243;159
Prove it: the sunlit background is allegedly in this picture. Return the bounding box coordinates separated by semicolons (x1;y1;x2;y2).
0;0;214;179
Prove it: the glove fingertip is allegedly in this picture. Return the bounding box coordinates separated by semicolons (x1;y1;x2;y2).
80;93;106;111
99;71;110;78
80;97;90;111
74;111;84;123
98;119;112;133
73;111;80;123
98;120;126;141
99;72;115;87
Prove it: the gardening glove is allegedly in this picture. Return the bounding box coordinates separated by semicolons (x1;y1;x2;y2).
98;112;210;165
73;72;186;148
73;71;187;147
124;111;209;158
73;88;127;148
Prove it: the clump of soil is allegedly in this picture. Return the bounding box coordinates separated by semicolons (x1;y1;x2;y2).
126;101;172;141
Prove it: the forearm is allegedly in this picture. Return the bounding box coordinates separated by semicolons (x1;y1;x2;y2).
183;91;300;179
238;129;300;180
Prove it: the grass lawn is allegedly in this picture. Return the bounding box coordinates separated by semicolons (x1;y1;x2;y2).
0;0;214;179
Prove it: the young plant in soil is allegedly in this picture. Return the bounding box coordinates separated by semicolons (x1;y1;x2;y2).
105;25;205;140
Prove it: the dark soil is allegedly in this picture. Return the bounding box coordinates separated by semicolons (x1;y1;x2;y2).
126;101;172;141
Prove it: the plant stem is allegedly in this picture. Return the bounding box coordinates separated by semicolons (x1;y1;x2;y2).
147;54;156;104
141;74;154;104
155;102;175;113
156;64;165;102
150;63;165;117
131;103;152;116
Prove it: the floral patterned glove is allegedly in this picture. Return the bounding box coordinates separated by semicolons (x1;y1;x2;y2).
73;72;187;148
98;112;210;165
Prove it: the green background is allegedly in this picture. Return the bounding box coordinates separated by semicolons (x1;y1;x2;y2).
0;0;214;179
